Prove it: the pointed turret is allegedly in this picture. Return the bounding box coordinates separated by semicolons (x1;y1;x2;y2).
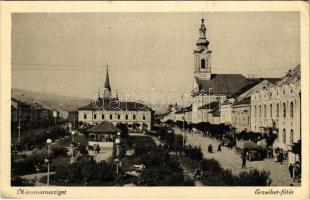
104;66;111;90
103;65;112;98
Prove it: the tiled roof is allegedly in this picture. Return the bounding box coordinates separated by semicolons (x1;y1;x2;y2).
276;64;301;86
78;97;152;111
230;80;261;99
197;74;254;95
87;121;121;133
232;97;251;106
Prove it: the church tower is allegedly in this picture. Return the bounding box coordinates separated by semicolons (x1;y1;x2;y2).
193;19;212;82
103;66;112;98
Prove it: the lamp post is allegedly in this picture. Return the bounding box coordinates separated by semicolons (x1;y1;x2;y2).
45;138;52;186
17;98;21;144
70;131;76;164
115;132;121;175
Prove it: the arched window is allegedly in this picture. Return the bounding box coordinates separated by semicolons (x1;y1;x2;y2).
276;103;279;118
283;103;286;118
110;114;113;120
290;129;294;144
125;114;129;120
283;129;286;144
102;114;105;119
94;114;97;119
264;105;266;118
270;104;273;118
290;102;294;118
201;59;205;69
259;105;262;118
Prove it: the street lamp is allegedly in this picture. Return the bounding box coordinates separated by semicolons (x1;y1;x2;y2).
115;132;121;175
45;138;52;186
70;131;76;163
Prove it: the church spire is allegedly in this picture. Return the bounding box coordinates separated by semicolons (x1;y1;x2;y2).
104;65;111;90
103;65;112;98
196;18;209;48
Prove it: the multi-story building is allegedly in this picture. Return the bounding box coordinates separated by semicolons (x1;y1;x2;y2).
250;65;301;163
78;67;154;131
228;80;278;132
190;19;258;124
11;98;60;133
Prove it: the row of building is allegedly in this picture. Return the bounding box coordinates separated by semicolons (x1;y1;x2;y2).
11;98;60;132
162;19;301;161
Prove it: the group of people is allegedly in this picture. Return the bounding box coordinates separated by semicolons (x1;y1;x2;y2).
207;144;223;153
288;161;301;183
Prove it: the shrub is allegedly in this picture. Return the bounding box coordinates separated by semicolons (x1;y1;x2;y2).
53;158;115;185
235;169;270;186
199;159;221;172
184;146;203;161
52;145;68;157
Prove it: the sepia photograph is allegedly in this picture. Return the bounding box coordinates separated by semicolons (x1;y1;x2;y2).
1;1;309;199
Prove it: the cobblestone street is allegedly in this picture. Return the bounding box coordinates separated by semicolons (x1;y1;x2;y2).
174;128;300;186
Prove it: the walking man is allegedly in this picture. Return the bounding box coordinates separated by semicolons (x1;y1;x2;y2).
217;144;221;152
289;163;294;178
241;153;247;169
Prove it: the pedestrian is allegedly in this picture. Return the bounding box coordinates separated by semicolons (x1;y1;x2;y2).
289;163;294;178
208;144;213;153
241;153;246;169
217;144;221;152
279;152;283;165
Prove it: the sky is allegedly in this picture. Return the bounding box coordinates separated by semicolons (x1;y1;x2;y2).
12;12;300;104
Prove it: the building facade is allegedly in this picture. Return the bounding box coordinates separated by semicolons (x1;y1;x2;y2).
231;98;251;132
250;65;301;155
78;67;154;131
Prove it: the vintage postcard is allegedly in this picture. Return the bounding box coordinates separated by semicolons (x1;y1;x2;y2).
0;1;309;199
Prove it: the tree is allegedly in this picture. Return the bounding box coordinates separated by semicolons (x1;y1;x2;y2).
116;123;129;138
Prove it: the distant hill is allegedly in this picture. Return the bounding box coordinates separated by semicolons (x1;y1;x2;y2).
11;88;92;116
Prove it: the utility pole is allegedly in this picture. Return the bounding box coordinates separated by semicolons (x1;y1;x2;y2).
17;98;21;144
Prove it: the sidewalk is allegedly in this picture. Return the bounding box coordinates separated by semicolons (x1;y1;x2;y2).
174;128;300;186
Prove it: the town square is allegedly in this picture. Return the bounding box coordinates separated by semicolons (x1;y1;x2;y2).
9;12;302;187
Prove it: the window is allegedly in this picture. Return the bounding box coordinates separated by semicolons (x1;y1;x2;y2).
125;114;128;120
84;114;87;119
264;105;266;118
201;59;205;69
270;104;273;118
290;102;294;118
94;114;97;119
133;114;136;120
110;114;113;120
283;103;286;118
290;129;294;144
117;114;121;120
143;115;146;120
102;114;105;119
282;129;286;144
259;105;262;118
276;103;279;118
